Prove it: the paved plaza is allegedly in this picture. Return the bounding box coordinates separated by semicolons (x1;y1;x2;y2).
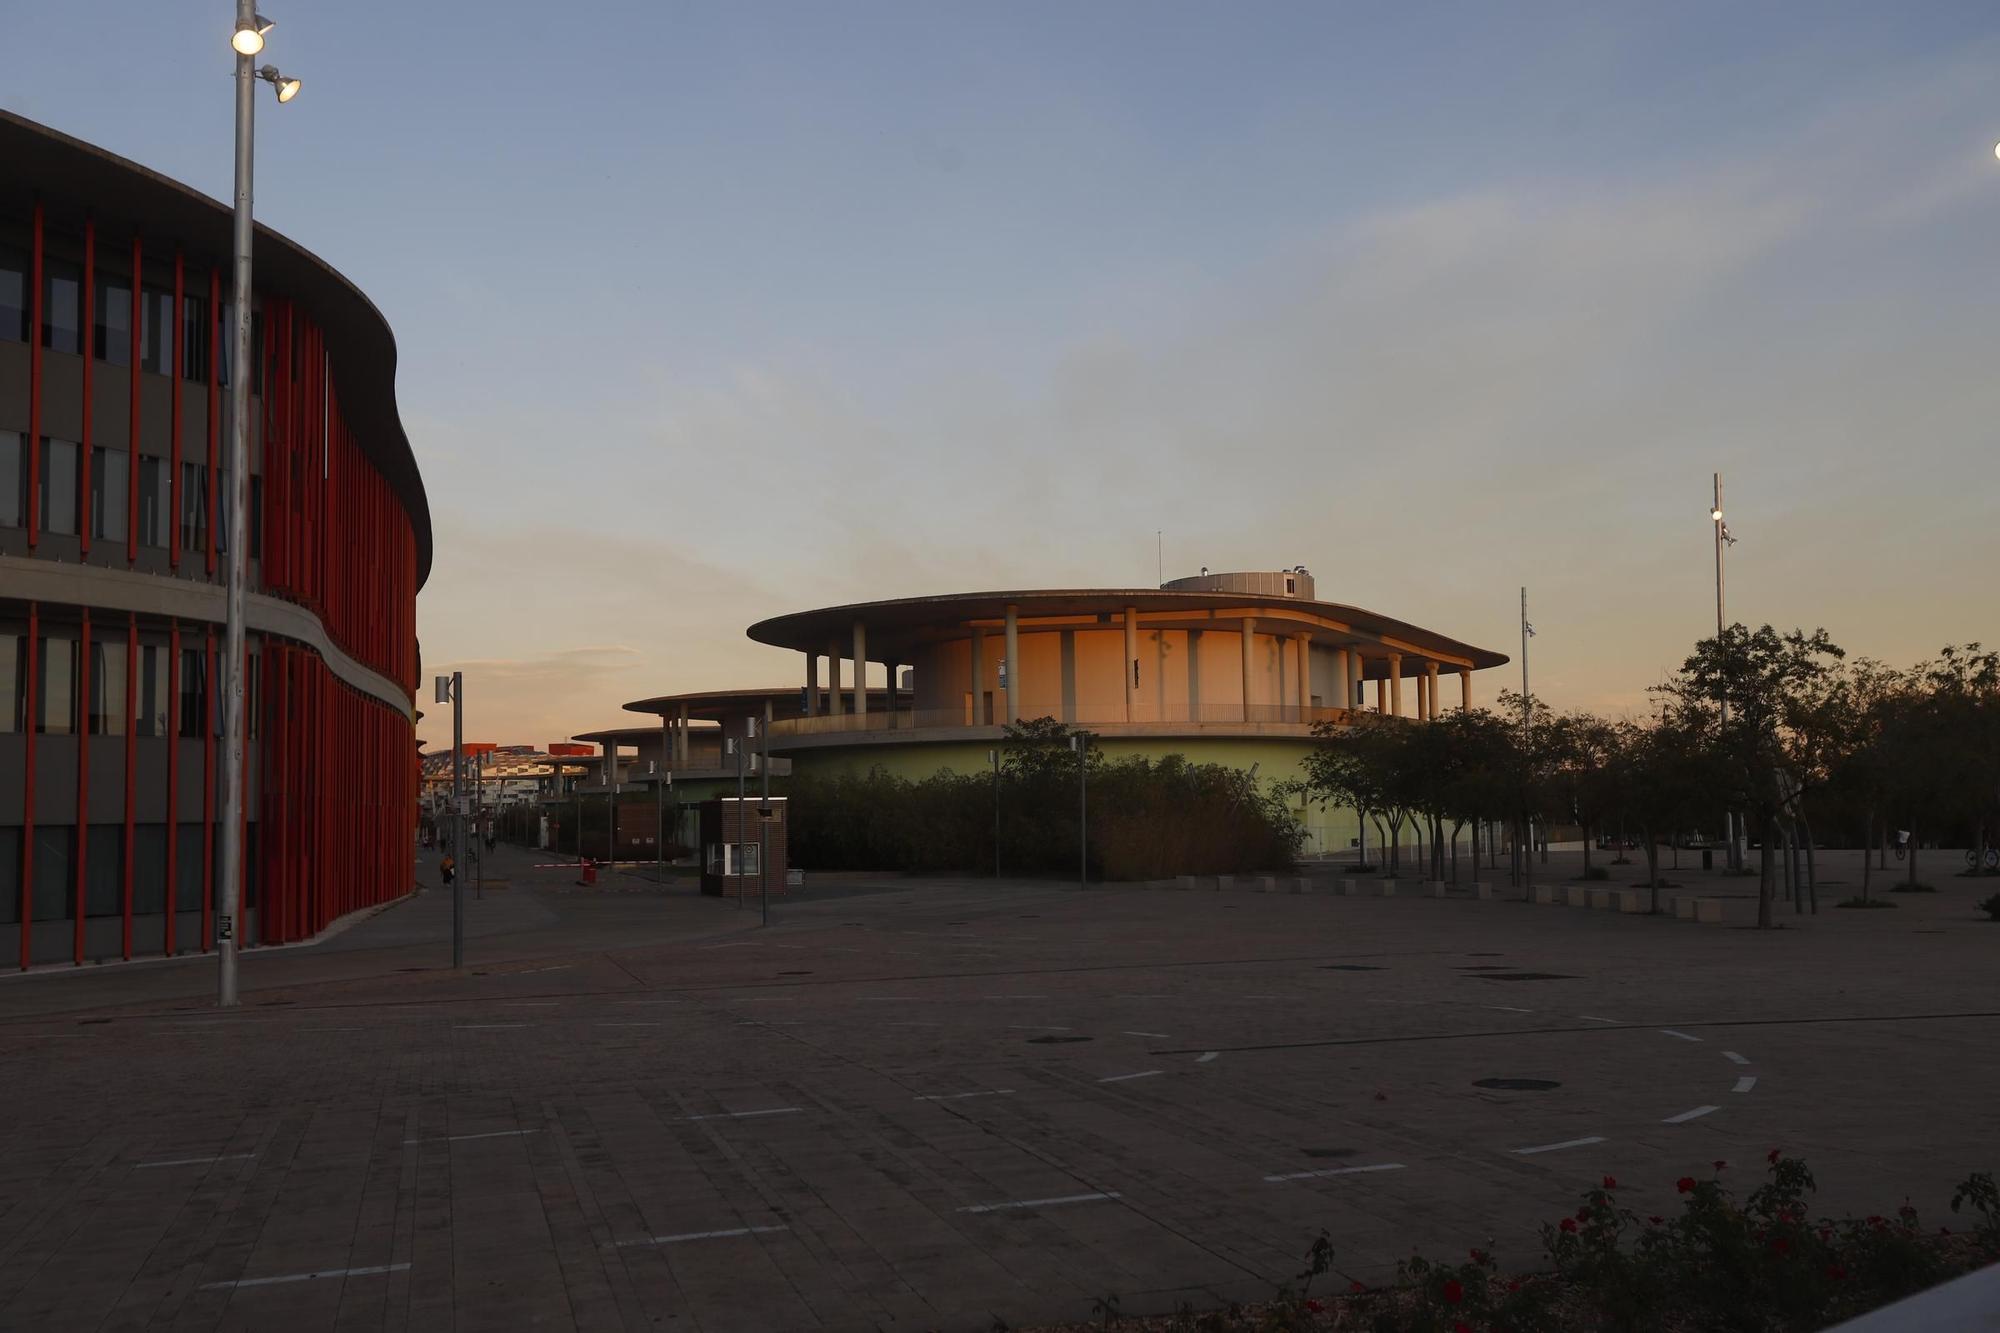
0;845;1994;1332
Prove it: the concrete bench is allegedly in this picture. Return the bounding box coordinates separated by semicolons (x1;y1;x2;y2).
1532;883;1558;905
1695;898;1725;923
1376;879;1399;898
1470;881;1495;900
1563;884;1595;907
1425;880;1448;898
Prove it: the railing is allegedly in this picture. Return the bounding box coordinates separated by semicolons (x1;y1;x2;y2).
770;704;1360;739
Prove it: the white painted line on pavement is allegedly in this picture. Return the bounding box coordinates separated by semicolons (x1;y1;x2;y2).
1264;1162;1405;1183
136;1153;256;1169
683;1108;802;1121
1097;1070;1163;1083
1722;1050;1750;1065
1196;1051;1220;1063
1578;1016;1621;1025
403;1129;539;1144
516;965;573;975
615;1225;789;1248
1122;1031;1171;1039
1662;1105;1720;1124
957;1192;1121;1214
1732;1076;1758;1093
1514;1136;1608;1155
202;1262;410;1290
915;1090;1016;1101
1484;1005;1534;1014
1660;1029;1703;1043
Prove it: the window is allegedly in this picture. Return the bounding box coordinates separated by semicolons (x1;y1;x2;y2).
181;293;210;381
0;430;22;528
42;259;81;354
2;633;21;733
132;825;167;914
178;646;207;737
137;456;170;549
86;826;123;917
179;461;207;554
32;827;73;921
38;437;79;536
706;842;760;876
0;244;26;342
90;631;126;735
176;825;206;912
138;286;174;374
94;273;132;364
0;827;18;924
137;644;168;737
37;634;78;734
90;447;128;542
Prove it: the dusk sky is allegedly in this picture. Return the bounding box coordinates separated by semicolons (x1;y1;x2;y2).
7;2;1998;748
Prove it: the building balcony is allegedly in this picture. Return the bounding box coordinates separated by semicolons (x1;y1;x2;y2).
766;703;1361;750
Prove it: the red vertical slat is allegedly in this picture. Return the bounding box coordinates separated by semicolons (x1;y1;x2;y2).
74;608;90;964
165;622;179;957
27;201;42;549
169;253;183;568
80;220;93;559
122;614;136;960
202;629;217;950
20;604;39;968
207;268;219;577
127;235;140;562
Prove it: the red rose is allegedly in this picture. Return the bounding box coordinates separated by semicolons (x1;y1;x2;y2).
1771;1237;1791;1255
1826;1264;1847;1281
1647;1215;1664;1226
1454;1323;1472;1333
1469;1248;1488;1264
1575;1207;1591;1223
1818;1228;1832;1242
1602;1175;1617;1190
1677;1177;1697;1193
1305;1298;1323;1313
1713;1160;1727;1171
1767;1148;1781;1165
1507;1280;1522;1293
1443;1278;1464;1305
1349;1280;1367;1294
1559;1217;1577;1234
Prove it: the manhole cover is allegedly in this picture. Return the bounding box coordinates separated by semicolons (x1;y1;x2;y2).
1321;964;1382;972
1479;972;1576;981
1026;1034;1092;1044
1473;1078;1561;1091
1302;1147;1358;1159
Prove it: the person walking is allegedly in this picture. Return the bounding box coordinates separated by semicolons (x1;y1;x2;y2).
440;853;456;887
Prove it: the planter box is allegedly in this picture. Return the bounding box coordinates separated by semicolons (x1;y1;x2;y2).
1376;880;1399;898
1532;883;1558;905
1470;881;1495;900
1426;881;1448;898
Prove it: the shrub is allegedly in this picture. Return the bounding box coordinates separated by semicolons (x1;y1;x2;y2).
1582;865;1611;881
1836;897;1897;909
1978;893;2000;922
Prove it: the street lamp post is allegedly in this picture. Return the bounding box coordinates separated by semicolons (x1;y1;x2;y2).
1712;473;1740;871
1070;732;1089;890
433;672;463;969
990;747;1000;879
217;2;301;1007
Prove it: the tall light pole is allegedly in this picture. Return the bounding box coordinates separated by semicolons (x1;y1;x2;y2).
1070;731;1089;890
1519;588;1535;873
1711;474;1740;871
434;672;463;969
218;4;300;1006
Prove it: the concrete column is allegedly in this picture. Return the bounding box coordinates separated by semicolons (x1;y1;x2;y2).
805;653;819;716
1333;648;1350;710
659;716;670;776
885;660;898;728
1240;617;1256;722
1389;653;1403;717
1188;629;1202;721
1295;632;1311;714
852;620;867;717
827;639;843;716
1003;604;1020;724
969;629;984;725
677;703;690;764
1415;671;1427;720
1460;666;1472;712
1124;606;1138;722
1427;661;1441;720
1375;677;1386;714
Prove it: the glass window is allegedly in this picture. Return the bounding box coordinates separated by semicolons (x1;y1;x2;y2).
32;826;73;921
42;259;81;354
38;437;79;536
90;631;126;735
90;446;128;542
0;244;26;342
706;843;760;876
181;293;210;381
86;826;123;917
133;825;167;914
138;644;168;737
2;633;21;733
138;286;173;374
137;456;170;549
37;634;78;735
178;646;207;737
179;461;207;555
94;273;132;364
0;430;22;529
176;825;205;912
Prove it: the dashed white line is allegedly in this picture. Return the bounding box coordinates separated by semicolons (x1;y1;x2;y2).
403;1129;539;1145
956;1192;1121;1214
515;965;573;975
1722;1050;1751;1065
683;1108;802;1121
1196;1051;1220;1063
201;1262;410;1290
915;1090;1016;1102
1264;1162;1405;1182
1659;1029;1703;1043
1122;1031;1171;1039
1097;1070;1163;1083
1514;1135;1608;1155
1484;1005;1534;1014
1662;1105;1720;1124
136;1153;256;1169
1732;1076;1758;1094
1578;1016;1621;1025
615;1225;789;1248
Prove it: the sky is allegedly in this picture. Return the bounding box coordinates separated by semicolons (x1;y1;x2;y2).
7;2;1999;747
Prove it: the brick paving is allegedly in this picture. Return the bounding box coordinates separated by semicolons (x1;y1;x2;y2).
0;845;1994;1331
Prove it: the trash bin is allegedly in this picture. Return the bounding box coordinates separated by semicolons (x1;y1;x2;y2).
1701;848;1713;871
580;858;598;886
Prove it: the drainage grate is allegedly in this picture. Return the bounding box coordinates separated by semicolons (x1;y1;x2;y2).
1474;1078;1561;1091
1321;964;1383;972
1479;972;1576;981
1027;1034;1092;1044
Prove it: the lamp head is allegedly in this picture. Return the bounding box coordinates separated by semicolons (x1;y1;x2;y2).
1710;507;1723;521
231;13;274;55
257;65;302;102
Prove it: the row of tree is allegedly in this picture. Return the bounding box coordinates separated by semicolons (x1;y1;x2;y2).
1286;628;2000;928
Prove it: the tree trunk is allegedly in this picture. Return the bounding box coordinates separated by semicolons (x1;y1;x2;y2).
1470;820;1480;879
1644;827;1661;912
1757;814;1776;928
1908;822;1919;889
1357;806;1368;869
1582;826;1593;880
1801;816;1818;914
1861;810;1873;902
